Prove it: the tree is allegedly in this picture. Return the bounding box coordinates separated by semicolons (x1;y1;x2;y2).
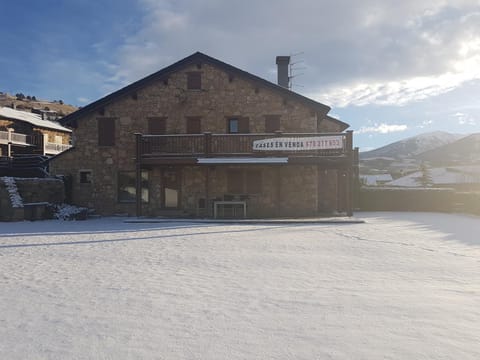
416;163;433;187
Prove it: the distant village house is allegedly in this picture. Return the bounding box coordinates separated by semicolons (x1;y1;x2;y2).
0;107;71;157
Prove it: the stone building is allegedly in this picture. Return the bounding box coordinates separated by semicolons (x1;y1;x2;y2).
50;52;356;218
0;107;71;156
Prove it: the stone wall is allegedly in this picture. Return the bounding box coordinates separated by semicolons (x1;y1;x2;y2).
50;61;344;216
0;177;65;221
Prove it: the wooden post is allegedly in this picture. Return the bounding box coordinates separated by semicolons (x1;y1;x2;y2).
353;147;360;211
346;131;354;216
204;132;212;156
205;166;210;218
135;133;142;217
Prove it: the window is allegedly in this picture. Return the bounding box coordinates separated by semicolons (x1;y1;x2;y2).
227;117;249;133
228;118;238;133
98;117;115;146
227;169;262;194
265;115;280;133
148;117;167;135
79;170;92;184
118;171;149;203
187;72;202;90
186;117;202;134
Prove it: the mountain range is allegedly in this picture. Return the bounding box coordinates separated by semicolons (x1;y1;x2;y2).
360;131;480;175
360;131;465;160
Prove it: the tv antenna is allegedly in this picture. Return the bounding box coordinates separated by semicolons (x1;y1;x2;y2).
289;52;306;90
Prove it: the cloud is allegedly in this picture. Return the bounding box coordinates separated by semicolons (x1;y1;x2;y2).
453;112;477;125
77;97;90;104
104;0;480;109
357;123;408;134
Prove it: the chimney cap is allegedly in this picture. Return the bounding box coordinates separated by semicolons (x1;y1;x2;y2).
276;56;290;64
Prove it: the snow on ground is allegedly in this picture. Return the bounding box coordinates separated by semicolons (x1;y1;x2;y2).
0;212;479;359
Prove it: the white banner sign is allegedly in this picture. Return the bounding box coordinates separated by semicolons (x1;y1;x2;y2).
253;136;344;151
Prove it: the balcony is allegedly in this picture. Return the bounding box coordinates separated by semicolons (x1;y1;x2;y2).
136;132;353;165
44;142;72;155
0;130;33;146
0;130;71;155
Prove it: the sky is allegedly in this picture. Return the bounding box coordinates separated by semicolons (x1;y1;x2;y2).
1;0;480;151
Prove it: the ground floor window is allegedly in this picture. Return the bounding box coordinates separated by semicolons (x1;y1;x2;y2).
227;169;262;194
118;170;149;203
79;170;92;184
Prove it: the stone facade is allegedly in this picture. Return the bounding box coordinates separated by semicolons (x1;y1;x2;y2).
0;177;64;221
50;53;351;217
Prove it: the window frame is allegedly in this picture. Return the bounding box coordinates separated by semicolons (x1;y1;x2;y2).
227;117;249;134
79;170;92;184
117;170;149;204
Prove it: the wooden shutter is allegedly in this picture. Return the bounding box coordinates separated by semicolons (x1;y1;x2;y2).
186;117;202;134
238;117;250;133
265;115;280;133
187;72;202;90
98;117;115;146
148;117;167;135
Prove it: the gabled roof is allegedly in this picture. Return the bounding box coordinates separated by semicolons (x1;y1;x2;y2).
0;107;72;132
60;52;349;130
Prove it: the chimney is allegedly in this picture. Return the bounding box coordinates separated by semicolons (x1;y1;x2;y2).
276;56;290;88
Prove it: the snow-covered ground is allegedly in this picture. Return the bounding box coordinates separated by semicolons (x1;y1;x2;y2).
1;212;479;359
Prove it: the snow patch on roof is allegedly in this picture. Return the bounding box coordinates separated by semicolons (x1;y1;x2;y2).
0;107;71;133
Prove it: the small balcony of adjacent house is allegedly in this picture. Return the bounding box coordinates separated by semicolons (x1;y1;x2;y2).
135;131;353;166
0;129;71;156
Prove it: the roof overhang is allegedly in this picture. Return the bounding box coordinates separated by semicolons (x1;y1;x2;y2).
197;157;289;164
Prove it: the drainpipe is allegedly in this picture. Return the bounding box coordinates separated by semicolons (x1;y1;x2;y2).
135;133;142;217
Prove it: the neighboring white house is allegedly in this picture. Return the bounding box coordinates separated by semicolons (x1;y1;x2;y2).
387;166;480;188
360;174;393;186
0;107;72;156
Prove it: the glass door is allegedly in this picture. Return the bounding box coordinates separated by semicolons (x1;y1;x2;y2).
162;169;180;209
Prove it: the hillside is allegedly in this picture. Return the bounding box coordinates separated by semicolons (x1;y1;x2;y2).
0;92;77;117
418;133;480;165
360;131;464;160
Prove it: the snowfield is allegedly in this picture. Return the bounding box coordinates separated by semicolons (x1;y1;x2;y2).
1;212;479;359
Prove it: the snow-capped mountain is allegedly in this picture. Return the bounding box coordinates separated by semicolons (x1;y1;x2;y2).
360;131;464;160
418;133;480;165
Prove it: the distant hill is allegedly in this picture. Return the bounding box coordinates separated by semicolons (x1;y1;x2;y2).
360;131;464;160
418;133;480;165
0;92;77;117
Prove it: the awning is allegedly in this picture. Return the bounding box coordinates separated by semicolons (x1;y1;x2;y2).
197;157;288;164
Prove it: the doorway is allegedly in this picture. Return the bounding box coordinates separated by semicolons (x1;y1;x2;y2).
162;168;181;209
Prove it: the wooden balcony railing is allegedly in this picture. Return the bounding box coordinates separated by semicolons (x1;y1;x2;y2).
138;132;352;158
44;142;72;154
0;130;32;146
0;130;70;155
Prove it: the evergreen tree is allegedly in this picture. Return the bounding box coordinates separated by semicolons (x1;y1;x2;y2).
416;163;433;187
